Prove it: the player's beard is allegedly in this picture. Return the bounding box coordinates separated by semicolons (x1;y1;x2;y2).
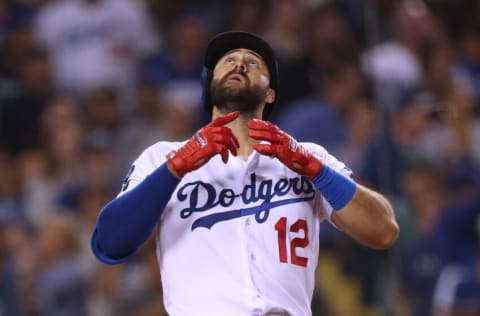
210;70;267;114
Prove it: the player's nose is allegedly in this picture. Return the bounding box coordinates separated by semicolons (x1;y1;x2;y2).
234;59;247;72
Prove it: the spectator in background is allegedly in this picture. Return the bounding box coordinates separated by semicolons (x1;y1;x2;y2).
261;0;309;117
82;86;123;152
116;81;170;171
159;87;206;138
272;2;358;116
412;34;480;181
22;97;84;226
0;224;22;316
0;0;36;98
81;86;145;186
454;21;480;111
1;46;54;155
81;134;120;195
224;0;267;35
109;237;167;316
86;237;167;316
0;215;36;316
420;41;457;102
0;150;24;223
33;0;159;112
34;213;89;316
362;0;445;113
418;83;480;169
360;90;434;313
0;149;37;314
0;150;25;316
262;0;306;62
140;10;209;111
432;173;480;316
336;98;377;175
0;0;35;45
0;8;44;155
360;90;435;196
333;0;396;44
396;163;446;316
307;3;358;72
0;151;29;314
87;261;123;316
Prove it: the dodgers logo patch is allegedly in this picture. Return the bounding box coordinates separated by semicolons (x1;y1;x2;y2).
177;173;315;230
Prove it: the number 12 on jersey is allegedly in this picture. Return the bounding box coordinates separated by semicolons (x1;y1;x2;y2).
274;217;309;267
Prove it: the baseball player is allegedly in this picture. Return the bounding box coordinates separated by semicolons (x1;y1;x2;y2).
91;31;399;315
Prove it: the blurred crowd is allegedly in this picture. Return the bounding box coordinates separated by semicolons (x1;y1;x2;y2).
0;0;479;315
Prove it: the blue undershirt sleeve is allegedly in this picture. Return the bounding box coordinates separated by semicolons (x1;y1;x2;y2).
91;163;179;264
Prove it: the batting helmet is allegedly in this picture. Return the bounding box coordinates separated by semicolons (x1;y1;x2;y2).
201;31;279;119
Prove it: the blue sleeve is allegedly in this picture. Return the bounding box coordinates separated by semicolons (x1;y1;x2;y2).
91;163;179;264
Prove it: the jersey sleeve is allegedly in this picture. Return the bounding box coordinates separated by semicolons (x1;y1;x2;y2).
302;142;354;222
117;141;185;197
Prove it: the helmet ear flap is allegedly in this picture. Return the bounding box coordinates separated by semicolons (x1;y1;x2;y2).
201;67;213;115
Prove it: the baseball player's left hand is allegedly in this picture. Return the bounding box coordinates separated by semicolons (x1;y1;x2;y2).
248;119;323;180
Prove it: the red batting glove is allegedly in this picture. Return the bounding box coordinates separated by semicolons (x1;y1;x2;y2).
247;119;323;180
167;111;240;178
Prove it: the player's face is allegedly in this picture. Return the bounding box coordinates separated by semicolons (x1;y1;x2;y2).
210;49;274;114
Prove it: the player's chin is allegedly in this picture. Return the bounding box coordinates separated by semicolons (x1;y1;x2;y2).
222;82;248;93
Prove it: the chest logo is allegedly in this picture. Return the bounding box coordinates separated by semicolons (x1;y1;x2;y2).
177;173;315;230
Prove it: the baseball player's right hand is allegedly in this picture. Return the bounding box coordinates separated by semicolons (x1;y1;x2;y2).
166;111;240;178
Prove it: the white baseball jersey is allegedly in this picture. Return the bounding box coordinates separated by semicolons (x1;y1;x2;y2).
120;140;352;316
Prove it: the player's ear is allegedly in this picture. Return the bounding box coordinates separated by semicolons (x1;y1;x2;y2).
265;88;275;104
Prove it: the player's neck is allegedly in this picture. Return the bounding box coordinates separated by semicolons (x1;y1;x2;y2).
213;110;261;159
229;119;257;159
